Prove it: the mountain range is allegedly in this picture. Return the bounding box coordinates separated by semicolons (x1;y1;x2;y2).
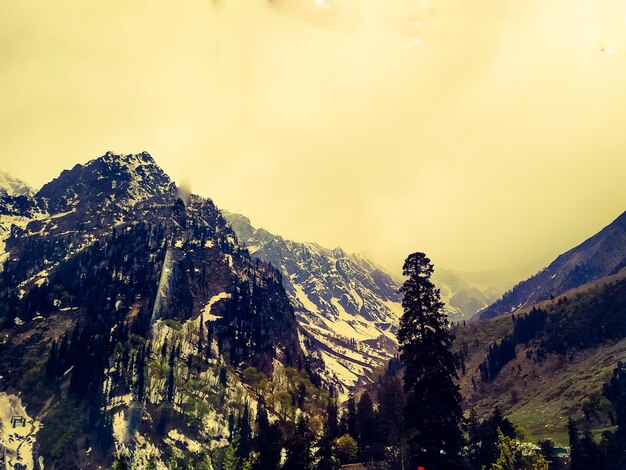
223;211;403;396
456;269;626;445
0;161;497;400
433;268;508;322
221;213;511;394
3;151;625;467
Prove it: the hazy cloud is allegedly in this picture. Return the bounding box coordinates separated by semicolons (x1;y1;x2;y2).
1;0;626;278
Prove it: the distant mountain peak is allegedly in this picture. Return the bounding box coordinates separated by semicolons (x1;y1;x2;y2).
432;267;506;321
0;170;35;197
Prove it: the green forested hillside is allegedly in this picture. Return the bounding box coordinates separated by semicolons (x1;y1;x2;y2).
455;275;626;445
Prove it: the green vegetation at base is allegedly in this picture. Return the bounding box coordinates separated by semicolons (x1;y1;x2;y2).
38;399;88;469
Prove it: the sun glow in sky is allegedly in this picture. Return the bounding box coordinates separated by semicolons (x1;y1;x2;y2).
2;0;626;277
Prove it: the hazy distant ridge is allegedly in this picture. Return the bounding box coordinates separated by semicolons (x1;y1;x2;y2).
475;210;626;320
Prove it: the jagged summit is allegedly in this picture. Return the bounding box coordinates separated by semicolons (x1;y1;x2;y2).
37;151;175;214
104;149;154;161
97;150;160;174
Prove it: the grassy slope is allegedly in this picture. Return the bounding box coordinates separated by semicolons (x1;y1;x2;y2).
454;276;626;446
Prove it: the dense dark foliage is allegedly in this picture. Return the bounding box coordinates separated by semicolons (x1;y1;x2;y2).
466;408;517;469
478;335;516;383
283;416;314;470
541;283;626;353
565;362;626;470
478;307;548;382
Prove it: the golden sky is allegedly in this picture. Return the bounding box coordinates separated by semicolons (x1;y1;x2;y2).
1;0;626;278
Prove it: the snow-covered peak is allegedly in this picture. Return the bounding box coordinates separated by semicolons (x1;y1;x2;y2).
0;170;35;197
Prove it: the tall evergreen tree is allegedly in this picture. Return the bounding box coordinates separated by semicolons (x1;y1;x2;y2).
254;402;282;470
316;402;341;470
538;439;564;470
604;363;626;429
283;415;314;470
602;362;626;469
397;252;464;469
315;432;339;470
356;391;380;460
238;403;252;460
378;374;405;446
326;399;339;441
568;417;581;469
223;431;242;470
378;374;406;466
467;408;517;469
568;418;602;470
344;395;358;439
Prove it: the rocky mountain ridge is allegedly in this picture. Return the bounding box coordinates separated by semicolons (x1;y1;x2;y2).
475;210;626;320
223;211;402;396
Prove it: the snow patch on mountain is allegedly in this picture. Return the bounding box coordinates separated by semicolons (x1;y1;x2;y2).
222;211;402;397
293;283;320;314
202;292;232;322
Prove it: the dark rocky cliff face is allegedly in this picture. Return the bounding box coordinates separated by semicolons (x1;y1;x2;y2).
0;152;308;468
